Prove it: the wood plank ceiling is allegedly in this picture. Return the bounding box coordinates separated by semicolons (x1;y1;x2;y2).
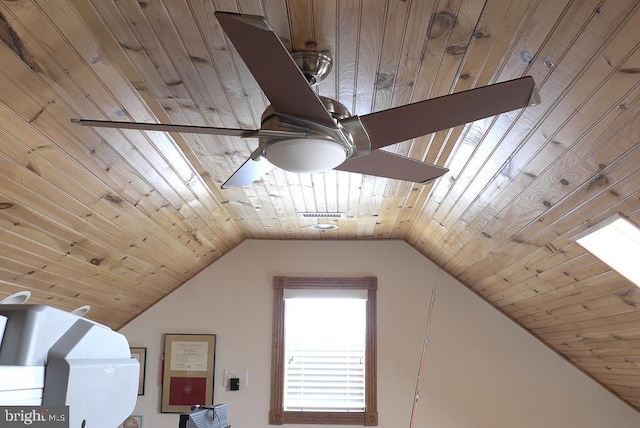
0;0;638;412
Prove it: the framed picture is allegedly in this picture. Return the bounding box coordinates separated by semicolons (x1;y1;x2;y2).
161;334;216;413
130;347;147;395
118;415;142;428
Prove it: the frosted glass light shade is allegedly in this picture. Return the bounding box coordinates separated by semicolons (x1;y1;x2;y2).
264;139;347;174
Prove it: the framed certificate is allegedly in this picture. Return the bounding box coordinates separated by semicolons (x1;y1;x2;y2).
130;347;146;395
161;334;216;413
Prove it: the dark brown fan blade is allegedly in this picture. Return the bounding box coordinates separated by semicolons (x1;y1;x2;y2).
335;150;448;184
222;155;274;188
71;119;305;139
214;12;336;127
351;76;538;150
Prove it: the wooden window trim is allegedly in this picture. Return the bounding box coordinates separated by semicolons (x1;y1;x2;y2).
269;276;378;426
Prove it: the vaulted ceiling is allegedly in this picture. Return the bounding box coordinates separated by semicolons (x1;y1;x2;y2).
0;0;639;413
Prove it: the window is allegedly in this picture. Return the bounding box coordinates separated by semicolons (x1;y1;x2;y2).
284;293;366;411
573;213;640;287
269;277;378;425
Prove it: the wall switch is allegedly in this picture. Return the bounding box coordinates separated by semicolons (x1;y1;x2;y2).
229;377;240;391
223;369;248;387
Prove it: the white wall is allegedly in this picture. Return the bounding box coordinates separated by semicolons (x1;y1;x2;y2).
120;240;640;428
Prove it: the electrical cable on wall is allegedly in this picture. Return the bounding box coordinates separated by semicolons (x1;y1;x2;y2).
409;268;441;428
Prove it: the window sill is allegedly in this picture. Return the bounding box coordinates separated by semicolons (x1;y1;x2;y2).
270;410;378;425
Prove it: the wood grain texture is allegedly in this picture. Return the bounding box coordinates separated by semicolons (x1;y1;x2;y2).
0;0;639;415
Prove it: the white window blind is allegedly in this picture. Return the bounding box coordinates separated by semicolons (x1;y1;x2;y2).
283;294;367;412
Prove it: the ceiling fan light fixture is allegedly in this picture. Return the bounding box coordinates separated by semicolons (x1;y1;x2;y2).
264;138;347;174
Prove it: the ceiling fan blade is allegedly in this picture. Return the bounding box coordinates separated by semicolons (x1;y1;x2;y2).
71;119;306;139
335;150;448;184
222;155;275;188
350;76;539;150
214;12;336;128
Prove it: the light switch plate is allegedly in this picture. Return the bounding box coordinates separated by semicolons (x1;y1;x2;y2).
223;369;248;387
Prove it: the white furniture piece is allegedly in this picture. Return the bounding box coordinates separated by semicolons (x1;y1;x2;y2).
0;304;139;428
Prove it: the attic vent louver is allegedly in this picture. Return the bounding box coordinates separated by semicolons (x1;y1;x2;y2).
298;212;346;218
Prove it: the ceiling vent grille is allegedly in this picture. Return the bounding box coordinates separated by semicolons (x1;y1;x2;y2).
298;212;345;218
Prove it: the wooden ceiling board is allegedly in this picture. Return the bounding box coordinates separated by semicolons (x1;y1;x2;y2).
0;0;639;413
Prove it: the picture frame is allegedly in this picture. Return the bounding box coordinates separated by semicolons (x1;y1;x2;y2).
118;415;142;428
161;334;216;413
130;347;147;395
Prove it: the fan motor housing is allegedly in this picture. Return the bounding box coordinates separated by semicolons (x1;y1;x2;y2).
291;51;332;86
256;97;357;172
260;96;351;126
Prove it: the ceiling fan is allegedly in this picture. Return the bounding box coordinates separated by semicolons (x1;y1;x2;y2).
73;12;540;188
